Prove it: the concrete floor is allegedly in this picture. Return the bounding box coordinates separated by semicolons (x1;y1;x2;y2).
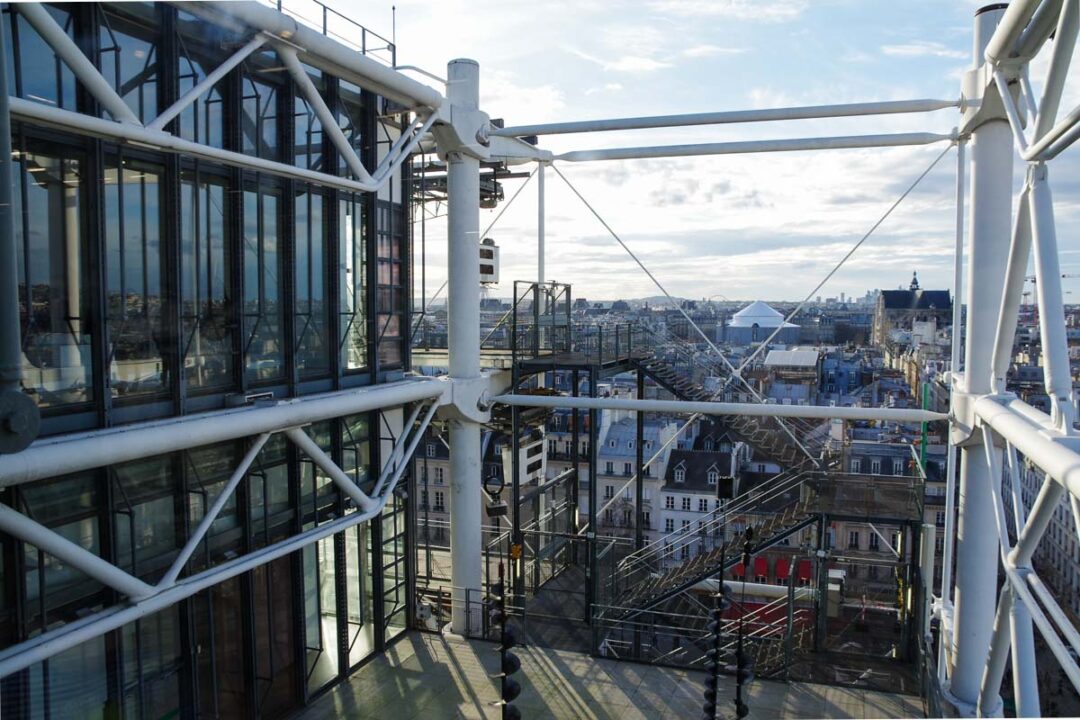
296;631;926;719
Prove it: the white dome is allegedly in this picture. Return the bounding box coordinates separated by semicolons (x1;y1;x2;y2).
729;301;797;328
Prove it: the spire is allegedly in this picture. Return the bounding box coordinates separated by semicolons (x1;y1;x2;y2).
910;271;920;292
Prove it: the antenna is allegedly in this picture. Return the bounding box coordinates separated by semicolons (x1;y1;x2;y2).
392;5;397;65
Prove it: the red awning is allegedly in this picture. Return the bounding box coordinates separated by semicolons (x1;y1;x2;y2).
733;562;745;578
753;557;768;578
797;559;812;581
775;558;790;579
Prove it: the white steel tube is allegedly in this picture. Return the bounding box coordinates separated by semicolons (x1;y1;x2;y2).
1033;0;1078;140
446;58;483;635
952;7;1014;706
372;400;438;498
285;427;378;512
170;1;442;110
920;523;936;642
0;378;445;487
1010;596;1041;717
1017;0;1065;58
159;432;272;587
493;98;958;137
991;185;1033;391
16;3;141;125
148;34;266;132
1028;168;1076;429
555;132;953;162
0;503;154;599
492;393;946;422
983;0;1043;64
977;586;1011;717
11;98;380;193
538;162;545;284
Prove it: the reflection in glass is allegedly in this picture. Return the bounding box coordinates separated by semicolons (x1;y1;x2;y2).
376;202;405;368
111;456;177;583
243;187;283;383
345;522;376;666
382;495;408;640
241;71;278;161
303;535;339;691
339;194;367;371
120;606;181;719
105;160;168;399
181;171;233;391
176;45;224;147
14;151;93;407
99;7;159;123
296;185;329;378
252;556;298;716
5;5;77;110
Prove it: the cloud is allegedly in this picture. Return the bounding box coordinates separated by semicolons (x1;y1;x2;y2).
585;83;624;96
567;47;672;73
647;0;807;22
682;44;745;58
881;41;965;59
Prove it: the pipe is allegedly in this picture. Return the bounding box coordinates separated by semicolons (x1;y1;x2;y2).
372;400;438;498
446;58;482;636
284;427;378;512
951;6;1013;707
169;1;442;111
1033;0;1078;141
0;503;154;600
555;132;954;162
983;0;1043;65
538;162;545;284
148;34;266;132
1010;595;1041;717
493;98;959;137
0;377;446;487
1017;0;1065;58
991;184;1032;392
159;433;272;587
492;393;946;422
16;3;140;125
10;98;382;194
977;585;1011;717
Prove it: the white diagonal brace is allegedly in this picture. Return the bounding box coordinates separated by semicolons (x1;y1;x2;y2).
17;3;140;125
284;426;378;512
0;502;154;599
158;432;272;588
148;34;267;132
277;44;375;185
372;400;439;498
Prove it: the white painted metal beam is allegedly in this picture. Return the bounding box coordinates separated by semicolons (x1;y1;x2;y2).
492;393;946;422
0;378;446;487
493;98;958;137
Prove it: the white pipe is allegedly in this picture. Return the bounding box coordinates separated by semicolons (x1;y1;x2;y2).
493;98;959;137
278;45;375;184
1033;0;1078;140
10;97;380;193
693;578;815;601
371;401;426;496
538;162;545;285
1017;0;1065;58
1029;167;1076;430
446;58;482;636
1009;595;1041;717
991;185;1033;391
158;432;272;588
555;132;953;162
920;523;935;642
983;0;1043;65
285;427;378;512
0;377;445;487
952;7;1013;706
148;34;266;132
372;400;438;498
492;393;946;422
16;3;140;125
169;1;442;110
977;586;1011;717
0;503;154;599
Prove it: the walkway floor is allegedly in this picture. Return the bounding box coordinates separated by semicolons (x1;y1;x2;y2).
296;631;926;719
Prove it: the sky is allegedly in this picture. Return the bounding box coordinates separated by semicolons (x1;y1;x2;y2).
323;0;1080;303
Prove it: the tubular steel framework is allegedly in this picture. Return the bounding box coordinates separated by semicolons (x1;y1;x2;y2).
0;1;1079;717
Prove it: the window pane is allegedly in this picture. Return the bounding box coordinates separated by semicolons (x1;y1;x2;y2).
339;194;367;370
303;535;338;692
241;67;279;161
295;186;329;378
181;171;234;391
99;5;160;123
243;187;284;383
15;150;93;408
7;5;77;110
105;160;168;399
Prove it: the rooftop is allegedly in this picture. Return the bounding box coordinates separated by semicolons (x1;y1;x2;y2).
298;631;926;720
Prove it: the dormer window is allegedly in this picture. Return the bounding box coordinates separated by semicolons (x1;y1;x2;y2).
674;468;685;483
707;470;718;485
704;440;714;451
627;440;633;449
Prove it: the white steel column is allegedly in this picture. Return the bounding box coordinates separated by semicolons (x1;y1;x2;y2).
538;162;546;284
446;58;483;635
951;5;1014;711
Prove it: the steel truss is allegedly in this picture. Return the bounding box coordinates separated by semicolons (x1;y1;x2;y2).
0;2;1079;717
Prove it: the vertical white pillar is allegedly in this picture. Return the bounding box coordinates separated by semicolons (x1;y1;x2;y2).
446;58;483;635
538;162;545;285
951;5;1013;710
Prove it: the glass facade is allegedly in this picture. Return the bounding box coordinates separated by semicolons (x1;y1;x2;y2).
0;3;414;718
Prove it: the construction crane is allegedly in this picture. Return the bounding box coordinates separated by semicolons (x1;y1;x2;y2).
1023;273;1080;283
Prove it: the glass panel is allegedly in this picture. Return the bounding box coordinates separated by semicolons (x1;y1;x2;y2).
339;194;367;371
240;67;279;161
299;422;337;523
193;577;246;718
105;159;168;400
111;455;176;583
337;79;364;173
181;170;234;391
120;606;181;719
99;5;160;123
303;535;339;692
381;496;408;641
175;26;227;147
185;442;242;570
6;5;77;110
344;523;375;666
15;150;92;408
249;433;290;549
296;186;329;378
376;201;404;368
252;555;298;716
23;638;108;719
294;77;323;171
243;186;283;383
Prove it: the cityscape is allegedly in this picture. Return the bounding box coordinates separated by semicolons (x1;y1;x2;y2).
0;2;1078;720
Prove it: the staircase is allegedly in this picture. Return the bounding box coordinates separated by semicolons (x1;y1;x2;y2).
635;356;815;467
